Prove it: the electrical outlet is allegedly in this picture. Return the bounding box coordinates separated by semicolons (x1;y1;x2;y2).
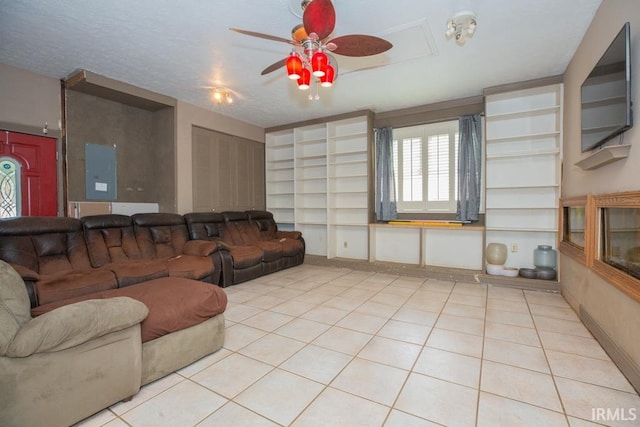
511;243;518;252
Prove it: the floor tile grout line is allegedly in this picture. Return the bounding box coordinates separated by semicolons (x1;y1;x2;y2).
525;290;572;427
94;264;640;427
382;276;455;426
293;272;427;426
474;278;491;427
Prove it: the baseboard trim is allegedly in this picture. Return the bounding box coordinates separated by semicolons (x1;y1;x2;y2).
579;305;640;394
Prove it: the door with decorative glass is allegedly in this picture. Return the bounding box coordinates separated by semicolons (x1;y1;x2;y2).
0;131;57;217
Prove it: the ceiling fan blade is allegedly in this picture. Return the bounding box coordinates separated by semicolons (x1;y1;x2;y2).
303;0;335;41
329;35;393;57
229;28;294;45
261;58;288;75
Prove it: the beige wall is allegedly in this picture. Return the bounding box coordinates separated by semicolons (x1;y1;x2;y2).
563;0;640;195
562;0;640;378
0;64;265;214
0;63;61;133
175;100;264;214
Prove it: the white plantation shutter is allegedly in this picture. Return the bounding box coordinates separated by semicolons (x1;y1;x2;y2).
392;121;459;213
392;139;399;201
403;137;422;202
454;132;459;200
427;133;449;202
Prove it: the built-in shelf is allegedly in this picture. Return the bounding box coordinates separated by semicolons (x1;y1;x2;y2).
575;144;631;170
484;83;563;272
267;114;372;259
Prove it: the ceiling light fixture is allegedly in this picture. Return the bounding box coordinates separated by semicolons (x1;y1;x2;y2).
445;11;477;46
212;88;233;105
285;33;336;100
231;0;390;101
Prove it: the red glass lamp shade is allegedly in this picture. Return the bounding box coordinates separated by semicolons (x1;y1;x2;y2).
286;54;303;80
311;51;328;77
297;68;311;90
320;64;335;87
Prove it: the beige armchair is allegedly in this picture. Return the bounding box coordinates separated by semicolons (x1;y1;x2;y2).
0;260;149;427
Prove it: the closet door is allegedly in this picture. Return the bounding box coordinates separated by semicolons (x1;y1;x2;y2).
192;126;265;212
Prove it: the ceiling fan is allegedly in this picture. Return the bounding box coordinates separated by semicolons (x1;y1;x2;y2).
230;0;392;82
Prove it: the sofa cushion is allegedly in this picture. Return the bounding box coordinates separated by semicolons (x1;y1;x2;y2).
0;260;32;355
103;260;168;287
35;269;118;306
228;245;263;269
133;213;191;259
0;217;88;272
166;255;214;281
82;214;143;267
32;277;227;343
275;238;305;257
183;212;225;240
251;241;283;262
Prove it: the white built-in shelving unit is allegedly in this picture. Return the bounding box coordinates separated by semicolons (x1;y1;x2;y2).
294;123;329;256
265;129;295;228
327;117;370;260
484;83;563;270
265;113;372;259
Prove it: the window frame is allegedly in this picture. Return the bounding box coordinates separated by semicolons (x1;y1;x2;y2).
392;120;460;214
591;191;640;302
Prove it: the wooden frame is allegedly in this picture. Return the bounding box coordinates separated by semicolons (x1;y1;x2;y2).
559;195;594;267
590;191;640;303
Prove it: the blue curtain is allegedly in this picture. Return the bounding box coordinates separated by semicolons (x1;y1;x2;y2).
375;127;397;221
456;114;482;222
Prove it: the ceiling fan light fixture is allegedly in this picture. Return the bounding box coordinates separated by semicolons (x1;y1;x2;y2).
297;68;311;90
286;54;303;80
320;64;335;87
311;51;328;77
211;88;233;105
232;0;391;101
291;24;308;42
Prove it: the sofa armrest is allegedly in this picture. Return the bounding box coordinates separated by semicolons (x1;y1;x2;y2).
276;230;302;240
182;239;223;257
6;297;148;357
8;263;39;308
212;239;232;252
9;263;39;281
182;239;231;256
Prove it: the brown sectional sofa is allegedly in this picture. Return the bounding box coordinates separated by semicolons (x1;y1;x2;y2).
0;210;303;426
0;210;303;427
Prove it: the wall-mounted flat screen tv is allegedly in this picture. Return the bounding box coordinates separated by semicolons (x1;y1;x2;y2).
581;22;632;152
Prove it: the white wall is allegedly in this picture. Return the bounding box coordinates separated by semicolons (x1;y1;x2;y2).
563;1;640;196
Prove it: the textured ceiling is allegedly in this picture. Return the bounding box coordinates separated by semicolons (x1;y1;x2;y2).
0;0;602;128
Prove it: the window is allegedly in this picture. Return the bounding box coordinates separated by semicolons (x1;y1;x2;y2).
0;157;20;218
601;207;640;280
393;121;459;213
563;206;586;249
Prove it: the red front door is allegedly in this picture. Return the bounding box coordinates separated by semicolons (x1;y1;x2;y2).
0;131;58;216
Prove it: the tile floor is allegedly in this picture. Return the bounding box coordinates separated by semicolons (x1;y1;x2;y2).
77;264;640;427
